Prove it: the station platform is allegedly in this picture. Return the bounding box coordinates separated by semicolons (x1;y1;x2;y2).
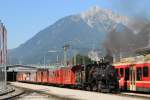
10;82;148;100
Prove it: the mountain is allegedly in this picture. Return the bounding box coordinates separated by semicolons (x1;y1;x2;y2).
9;6;130;64
80;6;129;31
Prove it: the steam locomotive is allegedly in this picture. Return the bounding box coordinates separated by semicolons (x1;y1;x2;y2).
74;61;119;92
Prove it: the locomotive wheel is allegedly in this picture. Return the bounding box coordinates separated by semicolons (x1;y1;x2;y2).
92;85;98;91
86;86;91;91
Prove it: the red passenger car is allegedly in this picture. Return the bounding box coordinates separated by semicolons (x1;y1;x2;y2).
16;65;81;88
114;56;150;92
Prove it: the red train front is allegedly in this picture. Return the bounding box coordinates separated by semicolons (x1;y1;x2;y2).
114;55;150;92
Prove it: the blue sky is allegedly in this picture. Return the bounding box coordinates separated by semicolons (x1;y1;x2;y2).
0;0;149;49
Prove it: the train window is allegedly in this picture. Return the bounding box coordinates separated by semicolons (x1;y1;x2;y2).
120;68;124;77
125;68;129;80
115;69;118;76
143;66;149;77
137;67;142;81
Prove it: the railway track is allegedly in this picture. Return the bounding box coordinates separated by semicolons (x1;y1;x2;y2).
11;87;64;100
119;92;150;99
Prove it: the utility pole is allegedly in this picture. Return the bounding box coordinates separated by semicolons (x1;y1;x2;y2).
63;44;70;66
44;56;46;69
56;55;59;67
73;52;77;66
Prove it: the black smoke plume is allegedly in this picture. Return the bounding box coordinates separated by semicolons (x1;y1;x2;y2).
103;0;150;60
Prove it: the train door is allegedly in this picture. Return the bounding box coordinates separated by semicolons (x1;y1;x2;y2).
125;67;129;90
130;66;136;91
